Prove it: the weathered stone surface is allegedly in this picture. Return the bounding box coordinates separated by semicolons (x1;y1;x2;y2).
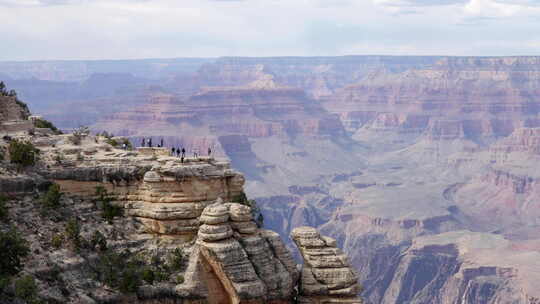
229;203;252;222
230;221;258;235
292;226;363;303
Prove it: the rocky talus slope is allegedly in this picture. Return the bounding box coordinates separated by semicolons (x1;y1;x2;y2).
0;100;362;303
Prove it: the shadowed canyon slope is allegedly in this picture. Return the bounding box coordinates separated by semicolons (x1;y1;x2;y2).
3;56;540;303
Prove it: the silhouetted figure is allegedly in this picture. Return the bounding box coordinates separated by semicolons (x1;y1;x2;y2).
181;148;185;158
171;147;176;156
181;156;184;163
193;149;198;158
177;147;181;157
148;138;153;147
208;147;212;156
160;138;164;147
142;138;146;147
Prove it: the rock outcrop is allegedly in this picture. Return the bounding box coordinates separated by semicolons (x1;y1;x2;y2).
179;202;298;303
292;226;363;304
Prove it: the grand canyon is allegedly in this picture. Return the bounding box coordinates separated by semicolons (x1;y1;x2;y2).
2;55;540;303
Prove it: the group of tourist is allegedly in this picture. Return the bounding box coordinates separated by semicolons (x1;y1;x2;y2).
140;137;212;163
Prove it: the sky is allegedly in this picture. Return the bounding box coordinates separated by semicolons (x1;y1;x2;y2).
1;0;540;61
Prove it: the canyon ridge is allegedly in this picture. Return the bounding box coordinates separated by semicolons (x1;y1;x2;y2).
2;55;540;303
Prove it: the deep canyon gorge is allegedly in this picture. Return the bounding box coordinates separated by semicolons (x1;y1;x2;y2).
2;55;540;303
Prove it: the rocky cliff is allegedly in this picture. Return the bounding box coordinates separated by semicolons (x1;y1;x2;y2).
5;56;540;303
0;100;363;304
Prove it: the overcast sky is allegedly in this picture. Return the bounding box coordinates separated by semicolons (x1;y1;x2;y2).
1;0;540;61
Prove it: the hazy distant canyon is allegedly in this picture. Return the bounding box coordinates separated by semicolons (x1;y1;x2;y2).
3;56;540;303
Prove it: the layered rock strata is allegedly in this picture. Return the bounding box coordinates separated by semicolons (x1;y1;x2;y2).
292;226;363;304
179;202;298;303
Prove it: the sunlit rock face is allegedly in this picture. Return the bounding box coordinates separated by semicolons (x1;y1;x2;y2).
291;226;363;304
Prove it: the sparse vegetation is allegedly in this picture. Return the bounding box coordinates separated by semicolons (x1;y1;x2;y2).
40;184;62;209
65;218;81;251
69;126;90;145
8;139;39;167
34;118;62;135
94;186;122;224
232;191;264;228
0;227;30;281
50;233;63;249
167;248;184;271
106;137;119;147
14;275;39;304
92;249;144;293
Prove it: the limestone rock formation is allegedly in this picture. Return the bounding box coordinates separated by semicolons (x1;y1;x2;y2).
292;226;363;304
178;202;298;303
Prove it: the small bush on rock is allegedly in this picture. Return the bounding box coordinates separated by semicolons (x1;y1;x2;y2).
167;248;184;272
41;184;62;209
34;119;62;135
14;275;39;303
0;227;30;278
8;140;39;167
95;186;122;224
50;234;63;249
65;218;81;251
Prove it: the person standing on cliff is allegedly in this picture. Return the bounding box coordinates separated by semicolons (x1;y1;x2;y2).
171;147;176;156
148;138;153;148
141;138;146;147
160;138;164;147
181;148;185;158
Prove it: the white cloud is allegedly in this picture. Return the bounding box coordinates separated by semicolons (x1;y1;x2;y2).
0;0;539;61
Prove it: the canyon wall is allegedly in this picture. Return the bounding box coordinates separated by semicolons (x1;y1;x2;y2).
4;56;540;303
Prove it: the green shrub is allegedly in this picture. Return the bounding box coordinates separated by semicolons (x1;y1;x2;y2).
106;138;119;148
0;195;8;221
34;119;62;135
14;275;38;302
175;274;184;284
41;184;62;209
51;234;63;249
167;248;184;272
95;186;122;223
65;218;81;250
8;140;39;167
119;265;140;293
141;268;155;285
0;227;30;278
